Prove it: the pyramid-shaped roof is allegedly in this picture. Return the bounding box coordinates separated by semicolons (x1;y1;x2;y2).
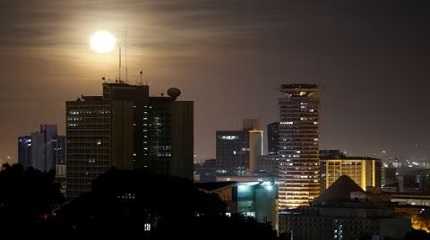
315;175;364;204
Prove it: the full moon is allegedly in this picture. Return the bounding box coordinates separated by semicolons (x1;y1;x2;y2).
90;31;117;53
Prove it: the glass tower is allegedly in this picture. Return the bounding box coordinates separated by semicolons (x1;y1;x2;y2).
278;84;320;209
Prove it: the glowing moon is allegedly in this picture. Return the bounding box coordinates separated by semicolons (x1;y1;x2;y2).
90;31;117;53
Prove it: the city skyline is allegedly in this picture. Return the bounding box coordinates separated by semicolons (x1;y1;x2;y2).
1;1;430;163
2;1;430;239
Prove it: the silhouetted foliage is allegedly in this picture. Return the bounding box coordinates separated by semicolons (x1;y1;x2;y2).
404;230;430;240
0;163;64;235
0;166;276;238
54;168;277;239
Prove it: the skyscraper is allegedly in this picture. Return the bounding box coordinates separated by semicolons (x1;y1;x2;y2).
18;125;64;173
66;81;193;198
53;136;67;194
31;124;58;172
278;84;320;209
17;136;32;168
216;130;249;175
267;122;279;155
66;96;112;198
249;129;263;173
215;119;263;176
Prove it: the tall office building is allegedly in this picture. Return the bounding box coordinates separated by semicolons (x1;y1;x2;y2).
267;122;279;155
32;125;59;172
216;119;263;176
216;130;249;175
18;136;32;168
54;136;67;194
249;129;263;173
18;125;63;172
320;150;381;191
66;81;193;198
66;96;112;198
278;84;320;209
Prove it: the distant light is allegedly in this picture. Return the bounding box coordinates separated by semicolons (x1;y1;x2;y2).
238;185;250;192
262;181;274;191
221;135;239;140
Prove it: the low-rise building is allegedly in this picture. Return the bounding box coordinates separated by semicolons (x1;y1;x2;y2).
196;181;278;227
320;150;381;191
279;176;411;240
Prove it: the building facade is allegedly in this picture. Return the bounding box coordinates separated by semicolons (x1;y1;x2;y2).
320;150;381;191
249;130;263;173
66;96;112;198
279;176;411;240
215;119;263;176
196;181;278;227
66;82;193;198
18;125;64;173
31;125;59;172
278;84;320;209
17;136;32;168
267;122;279;155
216;130;249;176
258;154;279;177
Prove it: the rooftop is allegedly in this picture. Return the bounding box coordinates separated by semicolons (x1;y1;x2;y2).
195;181;235;191
281;83;318;89
314;175;365;204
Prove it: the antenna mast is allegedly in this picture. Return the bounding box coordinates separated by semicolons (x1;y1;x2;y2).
118;39;122;82
139;70;143;85
124;30;128;82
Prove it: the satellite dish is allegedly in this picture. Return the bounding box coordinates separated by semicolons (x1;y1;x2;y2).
167;88;181;99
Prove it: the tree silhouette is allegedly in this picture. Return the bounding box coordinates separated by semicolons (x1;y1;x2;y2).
55;168;277;239
0;163;64;234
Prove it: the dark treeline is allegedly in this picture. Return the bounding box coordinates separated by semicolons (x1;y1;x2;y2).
0;163;429;239
0;164;277;239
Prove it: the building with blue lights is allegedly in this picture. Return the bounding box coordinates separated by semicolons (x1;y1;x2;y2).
196;180;278;227
18;136;32;168
18;125;65;173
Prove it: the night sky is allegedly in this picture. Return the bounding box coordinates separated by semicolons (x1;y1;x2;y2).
0;0;429;163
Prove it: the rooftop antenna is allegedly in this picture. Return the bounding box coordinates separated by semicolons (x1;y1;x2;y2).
118;35;122;82
124;29;128;83
139;70;143;85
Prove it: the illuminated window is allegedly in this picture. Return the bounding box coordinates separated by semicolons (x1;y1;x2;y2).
144;223;151;232
243;212;256;217
221;135;239;140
